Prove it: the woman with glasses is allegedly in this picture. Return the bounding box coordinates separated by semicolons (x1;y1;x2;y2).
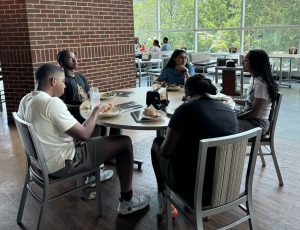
157;49;195;85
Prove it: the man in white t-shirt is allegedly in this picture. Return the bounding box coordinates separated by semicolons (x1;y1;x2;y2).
17;63;150;215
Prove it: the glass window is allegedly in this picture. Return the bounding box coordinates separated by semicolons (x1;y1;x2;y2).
243;28;300;72
197;30;240;52
161;32;195;51
198;0;241;28
160;0;194;30
245;0;300;26
133;0;157;32
243;28;299;53
134;32;158;49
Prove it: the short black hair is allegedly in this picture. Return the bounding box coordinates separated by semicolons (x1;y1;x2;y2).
56;49;70;64
35;63;63;87
163;37;168;42
185;74;217;97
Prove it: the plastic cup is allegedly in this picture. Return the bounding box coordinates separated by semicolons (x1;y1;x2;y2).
90;92;100;109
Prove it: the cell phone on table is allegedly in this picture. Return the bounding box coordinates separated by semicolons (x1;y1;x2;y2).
130;110;151;123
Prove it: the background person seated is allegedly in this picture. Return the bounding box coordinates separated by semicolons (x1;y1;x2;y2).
149;39;161;52
18;63;150;215
134;37;142;52
234;49;278;135
157;49;195;85
151;74;238;208
161;37;172;51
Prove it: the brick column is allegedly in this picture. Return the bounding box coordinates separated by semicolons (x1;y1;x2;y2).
0;0;136;123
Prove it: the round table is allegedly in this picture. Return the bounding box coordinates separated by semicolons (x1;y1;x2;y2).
80;87;184;132
80;87;235;132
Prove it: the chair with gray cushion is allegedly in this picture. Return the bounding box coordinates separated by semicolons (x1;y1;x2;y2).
165;128;262;230
13;112;102;230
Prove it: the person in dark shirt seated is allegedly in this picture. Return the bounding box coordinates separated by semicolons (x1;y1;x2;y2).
151;74;238;210
57;49;119;183
157;49;195;85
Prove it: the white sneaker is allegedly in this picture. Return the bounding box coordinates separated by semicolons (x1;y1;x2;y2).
85;168;114;188
100;168;114;182
117;193;150;215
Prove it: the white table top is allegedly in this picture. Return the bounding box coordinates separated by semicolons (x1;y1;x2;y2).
80;87;183;130
135;58;162;64
80;87;235;131
269;53;300;59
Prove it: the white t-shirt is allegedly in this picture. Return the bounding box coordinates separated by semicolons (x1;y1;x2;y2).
244;76;272;120
18;91;78;173
149;46;161;52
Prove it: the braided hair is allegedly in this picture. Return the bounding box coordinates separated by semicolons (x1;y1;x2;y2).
185;74;217;98
248;49;278;102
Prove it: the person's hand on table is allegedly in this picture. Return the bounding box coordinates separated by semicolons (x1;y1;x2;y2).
94;103;113;113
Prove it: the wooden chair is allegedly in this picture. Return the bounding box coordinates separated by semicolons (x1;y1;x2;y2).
165;128;262;230
251;92;284;186
13;112;102;230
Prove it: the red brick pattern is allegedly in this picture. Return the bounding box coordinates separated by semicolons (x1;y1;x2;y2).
0;0;136;122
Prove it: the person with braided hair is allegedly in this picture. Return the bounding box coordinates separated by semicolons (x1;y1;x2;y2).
234;49;278;134
151;74;238;210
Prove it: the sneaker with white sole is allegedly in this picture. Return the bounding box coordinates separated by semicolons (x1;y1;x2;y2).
85;168;114;188
117;193;150;215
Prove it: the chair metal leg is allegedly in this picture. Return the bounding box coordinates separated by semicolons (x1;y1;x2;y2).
76;177;84;198
17;176;29;224
259;147;266;167
95;170;102;217
270;144;284;186
37;188;49;230
37;203;47;230
245;200;257;230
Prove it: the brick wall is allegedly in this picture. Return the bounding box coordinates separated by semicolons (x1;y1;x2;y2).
0;0;136;122
0;0;35;120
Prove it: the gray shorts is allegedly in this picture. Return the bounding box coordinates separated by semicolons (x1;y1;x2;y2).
238;118;269;135
50;137;107;178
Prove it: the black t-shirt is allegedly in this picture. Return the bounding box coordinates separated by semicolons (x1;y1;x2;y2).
168;97;239;204
61;73;90;123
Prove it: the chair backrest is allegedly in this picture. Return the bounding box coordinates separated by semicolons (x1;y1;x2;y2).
194;128;262;210
188;52;211;63
265;92;282;138
162;57;170;69
217;58;238;66
149;52;161;59
12;112;49;176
